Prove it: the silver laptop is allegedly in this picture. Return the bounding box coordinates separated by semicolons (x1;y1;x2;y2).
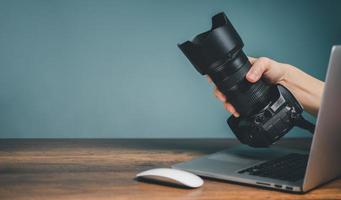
173;46;341;193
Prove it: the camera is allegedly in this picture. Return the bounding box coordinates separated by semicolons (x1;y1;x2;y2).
178;12;314;147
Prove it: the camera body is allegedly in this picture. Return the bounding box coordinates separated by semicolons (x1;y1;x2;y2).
178;12;313;147
227;84;303;147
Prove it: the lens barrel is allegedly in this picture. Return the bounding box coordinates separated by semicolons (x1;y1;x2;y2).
178;12;273;116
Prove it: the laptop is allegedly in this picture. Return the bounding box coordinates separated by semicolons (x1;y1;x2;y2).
172;46;341;193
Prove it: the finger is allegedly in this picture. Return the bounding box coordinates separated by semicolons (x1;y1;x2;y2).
214;87;226;102
246;57;271;83
248;56;257;64
224;102;240;117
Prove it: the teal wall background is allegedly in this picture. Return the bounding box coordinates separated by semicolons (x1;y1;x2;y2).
0;0;340;138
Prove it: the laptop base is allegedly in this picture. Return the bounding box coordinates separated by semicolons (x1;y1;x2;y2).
172;145;307;192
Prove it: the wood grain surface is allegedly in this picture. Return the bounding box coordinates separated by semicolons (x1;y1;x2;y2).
0;139;340;200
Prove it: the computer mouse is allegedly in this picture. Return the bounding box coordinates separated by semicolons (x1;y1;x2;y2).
136;168;204;188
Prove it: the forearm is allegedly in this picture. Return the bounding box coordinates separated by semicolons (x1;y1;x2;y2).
280;65;324;116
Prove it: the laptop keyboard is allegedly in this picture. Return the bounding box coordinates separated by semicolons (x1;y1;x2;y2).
238;153;309;182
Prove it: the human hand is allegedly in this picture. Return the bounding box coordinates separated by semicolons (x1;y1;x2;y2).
209;57;291;117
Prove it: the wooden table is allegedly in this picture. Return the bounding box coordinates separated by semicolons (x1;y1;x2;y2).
0;139;340;200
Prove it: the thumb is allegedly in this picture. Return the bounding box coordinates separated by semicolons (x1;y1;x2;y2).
246;57;271;83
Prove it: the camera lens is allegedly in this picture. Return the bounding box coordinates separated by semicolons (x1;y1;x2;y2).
178;12;274;116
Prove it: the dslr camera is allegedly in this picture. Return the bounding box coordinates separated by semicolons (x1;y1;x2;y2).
178;12;314;147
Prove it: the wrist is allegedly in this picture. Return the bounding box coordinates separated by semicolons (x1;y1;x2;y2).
279;64;298;88
278;64;323;116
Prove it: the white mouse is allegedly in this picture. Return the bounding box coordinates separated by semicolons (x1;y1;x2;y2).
136;168;204;188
